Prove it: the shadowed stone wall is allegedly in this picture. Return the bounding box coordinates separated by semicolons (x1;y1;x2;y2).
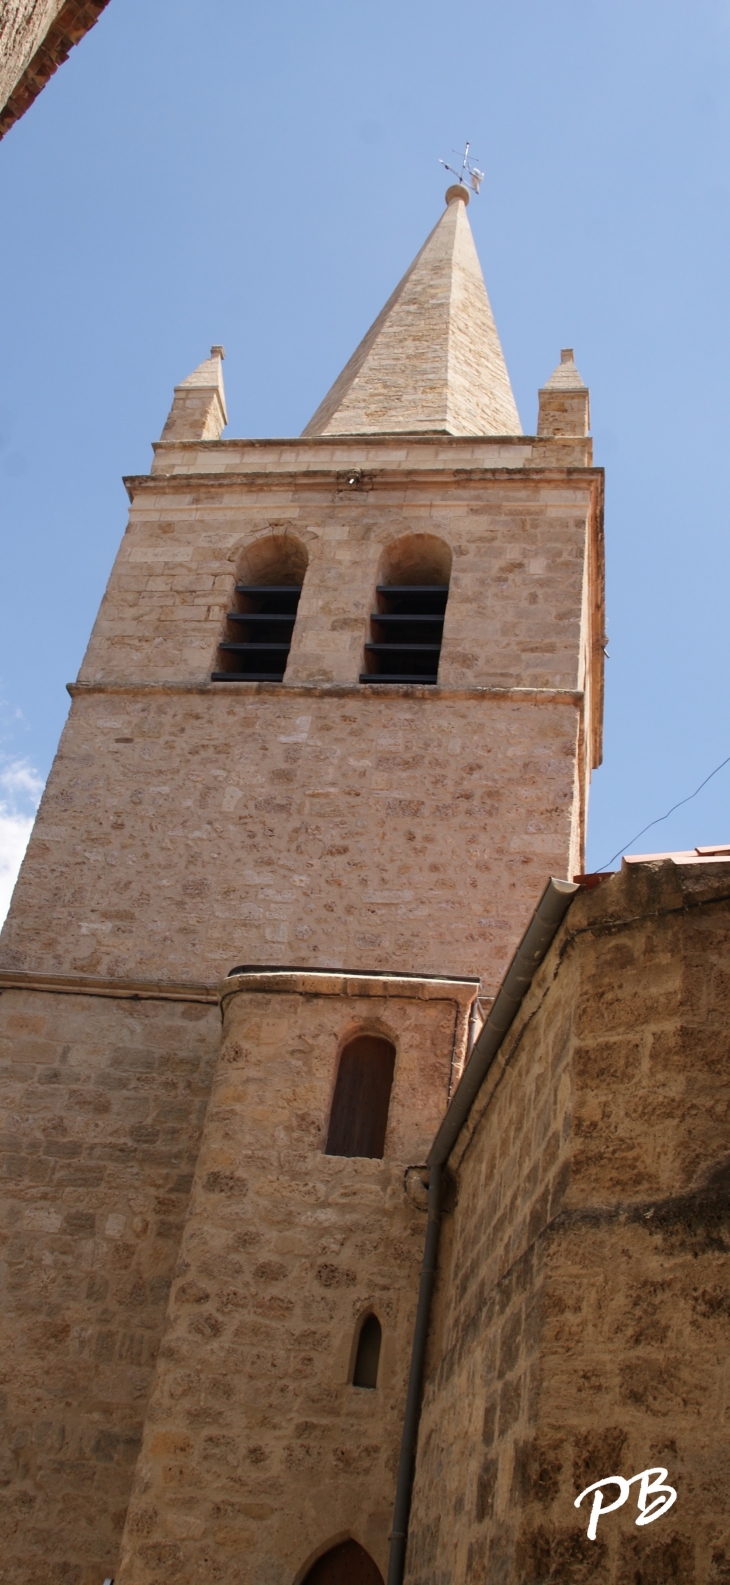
115;971;474;1585
0;985;219;1584
406;859;730;1585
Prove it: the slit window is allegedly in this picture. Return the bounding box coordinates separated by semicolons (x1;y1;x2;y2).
325;1034;396;1159
352;1314;381;1389
212;582;302;682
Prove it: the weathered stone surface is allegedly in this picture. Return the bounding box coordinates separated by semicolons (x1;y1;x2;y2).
538;348;591;438
0;198;605;1584
0;687;582;994
302;189;522;438
0;986;219;1584
0;0;111;141
159;347;228;444
407;861;730;1585
0;433;604;994
115;972;474;1584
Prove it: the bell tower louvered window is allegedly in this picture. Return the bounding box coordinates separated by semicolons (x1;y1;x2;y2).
361;533;451;686
213;584;302;682
212;534;307;683
362;584;448;683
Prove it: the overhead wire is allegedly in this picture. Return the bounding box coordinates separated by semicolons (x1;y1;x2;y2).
597;750;730;871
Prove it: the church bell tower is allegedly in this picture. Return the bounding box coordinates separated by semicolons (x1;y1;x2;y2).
0;184;603;1585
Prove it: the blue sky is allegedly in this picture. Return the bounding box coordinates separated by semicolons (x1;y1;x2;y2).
1;0;730;918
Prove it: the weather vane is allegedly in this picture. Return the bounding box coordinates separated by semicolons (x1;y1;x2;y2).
439;140;484;194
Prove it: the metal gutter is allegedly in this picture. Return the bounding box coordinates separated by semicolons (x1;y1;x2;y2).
386;1161;442;1585
428;877;579;1169
386;876;579;1585
226;963;479;985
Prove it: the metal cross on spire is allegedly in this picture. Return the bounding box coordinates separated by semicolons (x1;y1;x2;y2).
439;140;484;194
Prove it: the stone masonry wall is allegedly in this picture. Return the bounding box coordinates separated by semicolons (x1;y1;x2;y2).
1;0;63;108
115;973;473;1585
0;984;219;1585
0;438;601;994
0;688;581;994
407;860;730;1584
0;432;603;1585
80;465;595;695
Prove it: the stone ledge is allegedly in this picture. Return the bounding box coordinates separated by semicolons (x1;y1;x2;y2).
221;967;479;1010
0;968;219;1004
125;463;601;499
67;679;584;705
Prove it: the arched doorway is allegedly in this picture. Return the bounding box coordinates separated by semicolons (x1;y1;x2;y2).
301;1539;384;1585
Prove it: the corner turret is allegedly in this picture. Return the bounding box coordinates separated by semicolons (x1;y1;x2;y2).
537;347;590;437
158;344;228;443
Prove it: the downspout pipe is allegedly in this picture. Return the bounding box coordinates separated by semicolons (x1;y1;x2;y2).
386;877;579;1585
387;1161;442;1585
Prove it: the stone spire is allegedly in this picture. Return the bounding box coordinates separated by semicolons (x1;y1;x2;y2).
537;347;590;437
302;186;521;438
159;345;228;443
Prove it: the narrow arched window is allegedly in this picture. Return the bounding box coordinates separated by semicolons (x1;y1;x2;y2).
213;533;307;682
361;532;452;685
301;1540;384;1585
325;1034;396;1159
352;1314;381;1389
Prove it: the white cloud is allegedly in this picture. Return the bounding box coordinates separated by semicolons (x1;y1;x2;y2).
0;758;44;928
1;760;44;803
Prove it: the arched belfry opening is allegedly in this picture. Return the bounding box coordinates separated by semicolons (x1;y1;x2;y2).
361;532;451;684
325;1034;396;1159
213;533;307;682
352;1313;382;1389
301;1540;384;1585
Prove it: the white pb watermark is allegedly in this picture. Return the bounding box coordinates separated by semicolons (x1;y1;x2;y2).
575;1468;677;1541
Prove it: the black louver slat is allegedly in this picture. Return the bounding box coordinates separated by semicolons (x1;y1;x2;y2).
213;585;302;683
360;585;448;684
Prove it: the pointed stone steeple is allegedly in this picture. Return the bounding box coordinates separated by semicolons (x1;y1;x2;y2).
159;345;228;443
302;187;521;438
537;348;590;437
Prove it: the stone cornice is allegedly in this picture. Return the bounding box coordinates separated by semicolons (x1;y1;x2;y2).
124;464;602;501
0;967;219;1004
0;965;479;1012
221;967;479;1013
67;679;585;706
152;432;534;452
